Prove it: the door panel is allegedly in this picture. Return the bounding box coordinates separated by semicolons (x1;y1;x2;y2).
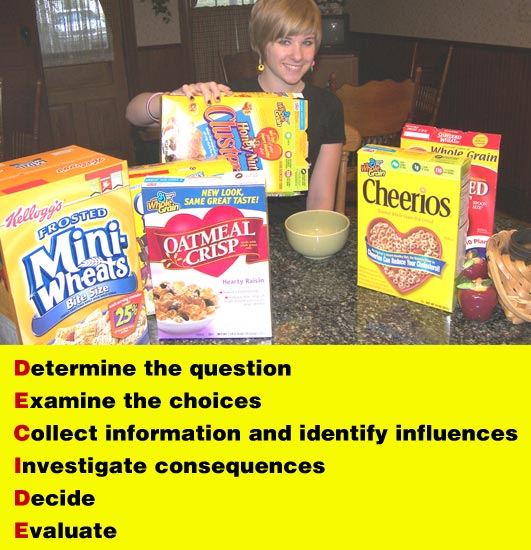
0;0;51;159
41;1;135;163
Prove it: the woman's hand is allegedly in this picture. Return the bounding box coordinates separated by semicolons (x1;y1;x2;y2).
178;82;233;104
125;82;233;127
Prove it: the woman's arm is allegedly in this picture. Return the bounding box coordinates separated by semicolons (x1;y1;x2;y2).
125;83;232;127
125;92;163;127
306;142;343;210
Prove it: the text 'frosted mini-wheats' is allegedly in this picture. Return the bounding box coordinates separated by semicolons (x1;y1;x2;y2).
0;146;147;344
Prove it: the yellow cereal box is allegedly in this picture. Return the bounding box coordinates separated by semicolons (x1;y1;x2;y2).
0;146;148;344
160;93;309;196
128;157;232;314
401;124;501;259
357;145;470;312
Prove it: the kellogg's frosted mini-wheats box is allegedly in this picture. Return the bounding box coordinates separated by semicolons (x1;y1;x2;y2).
160;93;309;196
0;146;148;344
142;171;272;340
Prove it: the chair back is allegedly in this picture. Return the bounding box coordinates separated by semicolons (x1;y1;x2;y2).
410;43;453;126
331;72;420;213
335;123;361;214
220;51;259;83
334;72;420;146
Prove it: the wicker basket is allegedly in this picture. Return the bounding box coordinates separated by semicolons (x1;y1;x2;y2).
486;230;531;324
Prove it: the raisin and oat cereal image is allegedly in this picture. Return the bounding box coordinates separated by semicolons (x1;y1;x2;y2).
153;281;219;323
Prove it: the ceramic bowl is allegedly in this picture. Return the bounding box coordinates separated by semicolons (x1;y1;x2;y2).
285;210;350;260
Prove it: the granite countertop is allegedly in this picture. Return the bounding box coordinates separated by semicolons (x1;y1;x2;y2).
150;198;531;345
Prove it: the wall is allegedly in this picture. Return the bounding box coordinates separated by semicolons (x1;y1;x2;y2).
131;0;192;96
133;0;181;46
345;0;531;49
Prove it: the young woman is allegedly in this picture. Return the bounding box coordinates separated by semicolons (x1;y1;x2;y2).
126;0;345;210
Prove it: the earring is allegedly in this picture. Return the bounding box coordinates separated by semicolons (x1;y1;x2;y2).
310;60;315;72
258;56;265;72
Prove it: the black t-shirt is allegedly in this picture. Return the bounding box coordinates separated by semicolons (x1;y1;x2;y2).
228;78;345;174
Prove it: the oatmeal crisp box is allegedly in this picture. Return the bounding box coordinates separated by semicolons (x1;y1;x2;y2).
160;93;309;196
142;170;272;339
0;145;148;344
357;145;470;312
401;124;501;258
128;157;232;314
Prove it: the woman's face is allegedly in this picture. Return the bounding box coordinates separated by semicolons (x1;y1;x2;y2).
263;33;317;90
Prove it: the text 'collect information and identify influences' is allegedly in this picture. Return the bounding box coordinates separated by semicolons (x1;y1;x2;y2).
8;356;520;542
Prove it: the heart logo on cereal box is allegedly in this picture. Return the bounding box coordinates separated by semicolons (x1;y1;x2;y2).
147;206;267;277
254;128;283;161
365;218;444;294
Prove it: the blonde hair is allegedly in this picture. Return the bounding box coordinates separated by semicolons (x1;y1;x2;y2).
249;0;322;58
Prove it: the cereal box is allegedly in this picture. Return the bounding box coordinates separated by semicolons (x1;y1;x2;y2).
401;124;501;258
357;145;471;312
128;157;232;314
0;146;148;344
160;93;309;196
142;171;272;339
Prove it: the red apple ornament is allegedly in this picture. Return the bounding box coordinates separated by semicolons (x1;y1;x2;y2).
456;277;498;322
461;250;489;280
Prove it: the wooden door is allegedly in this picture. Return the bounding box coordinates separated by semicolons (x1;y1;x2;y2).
0;0;52;158
42;0;135;163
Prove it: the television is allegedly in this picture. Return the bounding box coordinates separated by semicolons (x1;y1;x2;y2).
320;13;349;51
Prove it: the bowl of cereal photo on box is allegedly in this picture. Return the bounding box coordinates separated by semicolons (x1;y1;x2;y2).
153;281;219;335
285;210;350;260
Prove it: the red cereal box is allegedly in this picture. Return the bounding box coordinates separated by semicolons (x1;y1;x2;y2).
401;124;501;258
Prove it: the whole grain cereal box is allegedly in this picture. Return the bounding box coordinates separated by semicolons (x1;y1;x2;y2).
401;124;501;258
160;92;309;196
0;146;148;344
142;171;272;340
128;157;232;314
357;145;470;312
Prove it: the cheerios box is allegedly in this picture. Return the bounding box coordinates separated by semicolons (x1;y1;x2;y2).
142;170;272;340
160;93;309;196
0;145;148;344
357;145;470;312
401;124;501;258
128;157;232;314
